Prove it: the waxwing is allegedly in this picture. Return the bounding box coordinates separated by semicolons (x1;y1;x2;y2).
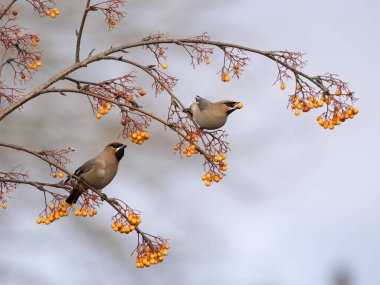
65;142;126;205
185;95;243;130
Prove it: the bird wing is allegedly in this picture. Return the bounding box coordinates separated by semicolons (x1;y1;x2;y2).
196;96;210;111
73;159;94;176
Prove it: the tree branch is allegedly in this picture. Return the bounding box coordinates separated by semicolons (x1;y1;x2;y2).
0;0;17;20
37;87;216;167
0;37;332;121
0;141;155;249
75;0;91;63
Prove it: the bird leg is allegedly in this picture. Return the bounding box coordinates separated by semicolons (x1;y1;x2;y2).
100;193;108;201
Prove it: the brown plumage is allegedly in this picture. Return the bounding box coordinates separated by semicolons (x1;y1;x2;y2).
185;96;242;130
65;142;126;205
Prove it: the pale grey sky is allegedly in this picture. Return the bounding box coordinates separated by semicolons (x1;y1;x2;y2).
1;0;379;284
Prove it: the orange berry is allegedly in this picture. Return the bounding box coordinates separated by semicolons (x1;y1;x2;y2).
17;34;24;39
159;50;164;56
12;9;18;16
335;89;342;95
110;19;117;26
161;63;168;69
233;68;239;74
294;110;301;116
280;83;286;90
205;58;211;64
205;180;211;187
2;203;7;209
95;113;102;119
52;8;60;15
52;172;57;178
236;102;243;109
296;84;301;91
139;89;147;96
58;172;64;178
50;12;56;18
221;73;230;82
45;10;51;16
100;107;107;115
106;104;112;110
20;73;26;79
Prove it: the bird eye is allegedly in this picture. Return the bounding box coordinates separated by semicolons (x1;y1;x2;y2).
224;102;237;108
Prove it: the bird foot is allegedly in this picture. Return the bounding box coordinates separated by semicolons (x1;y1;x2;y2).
100;193;108;201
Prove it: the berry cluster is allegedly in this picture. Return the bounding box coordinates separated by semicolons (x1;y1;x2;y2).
173;133;200;156
182;144;199;158
283;83;359;129
73;208;98;217
214;155;227;171
135;243;170;268
36;203;69;225
317;105;359;130
45;8;60;19
95;103;112;119
201;155;227;186
289;93;325;116
111;212;141;234
201;172;224;187
129;131;150;145
186;133;199;142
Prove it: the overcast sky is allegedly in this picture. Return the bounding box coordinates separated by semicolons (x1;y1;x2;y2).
1;0;380;284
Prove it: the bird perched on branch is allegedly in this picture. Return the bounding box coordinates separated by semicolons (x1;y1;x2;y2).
184;95;243;130
65;142;127;205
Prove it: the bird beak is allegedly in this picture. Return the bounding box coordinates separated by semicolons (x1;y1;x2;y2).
226;102;243;115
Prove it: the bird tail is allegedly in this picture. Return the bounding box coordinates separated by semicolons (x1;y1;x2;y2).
65;186;83;205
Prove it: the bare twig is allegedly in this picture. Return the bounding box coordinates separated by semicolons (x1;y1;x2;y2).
75;0;91;63
0;0;17;20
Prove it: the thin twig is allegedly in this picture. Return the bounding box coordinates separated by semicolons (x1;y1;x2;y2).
75;0;91;63
0;0;17;20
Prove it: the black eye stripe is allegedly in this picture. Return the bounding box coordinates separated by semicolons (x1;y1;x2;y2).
108;142;124;148
224;102;237;107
